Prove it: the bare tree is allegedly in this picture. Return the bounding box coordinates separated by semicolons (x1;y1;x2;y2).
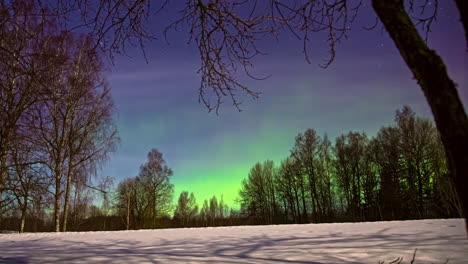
137;148;174;228
316;135;335;220
7;145;47;232
116;178;137;230
238;161;277;224
29;32;117;232
174;191;198;227
334;132;370;221
60;35;118;232
370;126;402;221
0;1;51;216
209;195;217;226
275;157;307;224
291;129;324;222
66;178;95;231
200;198;209;226
239;163;263;222
395;106;438;219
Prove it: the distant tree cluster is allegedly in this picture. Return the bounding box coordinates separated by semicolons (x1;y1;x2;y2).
173;193;233;228
238;106;461;225
115;149;174;230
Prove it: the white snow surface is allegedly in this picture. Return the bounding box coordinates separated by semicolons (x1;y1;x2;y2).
1;219;467;264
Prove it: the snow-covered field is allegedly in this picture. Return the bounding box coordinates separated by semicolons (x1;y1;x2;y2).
1;219;467;264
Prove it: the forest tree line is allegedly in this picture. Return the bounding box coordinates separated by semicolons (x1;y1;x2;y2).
238;106;461;225
1;147;238;232
1;104;461;232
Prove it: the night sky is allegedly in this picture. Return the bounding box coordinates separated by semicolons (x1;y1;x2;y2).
101;1;467;207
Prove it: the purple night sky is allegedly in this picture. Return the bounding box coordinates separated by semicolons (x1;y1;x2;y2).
101;1;467;206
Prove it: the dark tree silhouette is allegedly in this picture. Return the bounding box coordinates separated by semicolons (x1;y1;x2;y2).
0;3;117;231
31;32;117;232
116;178;137;230
275;157;305;224
334;132;370;221
235;107;458;226
137;148;174;228
369;126;402;220
174;191;198;227
238;161;277;224
113;149;173;230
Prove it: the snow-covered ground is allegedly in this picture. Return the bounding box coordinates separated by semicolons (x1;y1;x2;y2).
0;219;467;264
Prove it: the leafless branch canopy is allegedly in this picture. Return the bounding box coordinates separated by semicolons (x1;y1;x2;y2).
43;0;155;60
163;0;366;111
0;0;443;113
165;0;272;112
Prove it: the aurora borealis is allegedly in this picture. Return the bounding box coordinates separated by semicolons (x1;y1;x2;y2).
101;1;467;207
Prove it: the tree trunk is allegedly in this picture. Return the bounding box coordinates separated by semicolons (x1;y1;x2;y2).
127;198;130;230
372;0;468;234
0;152;7;214
54;168;62;232
299;180;308;223
62;172;72;232
62;154;74;232
308;172;319;222
20;198;27;233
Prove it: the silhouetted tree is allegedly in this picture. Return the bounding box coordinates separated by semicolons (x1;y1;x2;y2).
0;1;53;219
334;132;371;221
370;126;402;220
174;191;198;227
316;135;335;221
238;161;278;224
275;157;308;224
7;147;48;232
395;107;436;219
292;129;335;222
137;148;174;228
66;179;95;231
29;32;117;232
60;36;118;232
209;195;218;226
200;199;210;227
116;178;137;230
